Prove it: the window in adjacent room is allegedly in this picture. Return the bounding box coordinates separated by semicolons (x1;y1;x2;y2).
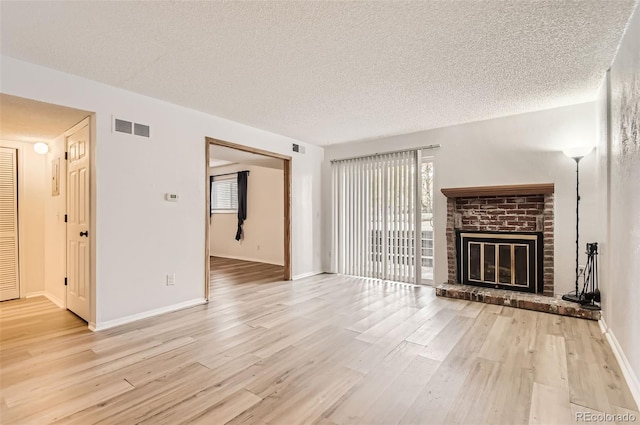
210;177;238;213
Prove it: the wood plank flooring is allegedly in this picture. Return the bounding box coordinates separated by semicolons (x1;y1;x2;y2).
1;261;637;424
211;256;284;286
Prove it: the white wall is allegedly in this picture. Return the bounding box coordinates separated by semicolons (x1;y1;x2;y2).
323;102;600;296
43;134;67;306
1;56;324;326
210;163;284;266
600;4;640;403
0;140;46;297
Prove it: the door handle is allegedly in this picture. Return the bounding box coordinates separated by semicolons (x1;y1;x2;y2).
80;231;89;237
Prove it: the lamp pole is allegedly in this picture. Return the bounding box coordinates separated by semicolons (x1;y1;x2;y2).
561;146;592;303
563;157;582;302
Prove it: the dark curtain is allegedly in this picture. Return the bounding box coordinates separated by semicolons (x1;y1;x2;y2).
235;171;248;241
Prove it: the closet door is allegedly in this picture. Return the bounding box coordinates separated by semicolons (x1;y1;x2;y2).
0;147;20;301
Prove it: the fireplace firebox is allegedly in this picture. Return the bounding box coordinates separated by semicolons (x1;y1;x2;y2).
456;231;543;293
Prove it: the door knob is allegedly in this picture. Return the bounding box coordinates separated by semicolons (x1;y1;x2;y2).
80;231;89;237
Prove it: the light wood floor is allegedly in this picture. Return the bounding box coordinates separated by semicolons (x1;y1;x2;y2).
210;256;284;287
1;265;638;424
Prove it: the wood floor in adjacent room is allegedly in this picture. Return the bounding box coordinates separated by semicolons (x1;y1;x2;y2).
1;262;638;424
210;256;284;286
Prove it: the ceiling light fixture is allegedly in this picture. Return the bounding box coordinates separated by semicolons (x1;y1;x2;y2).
33;142;49;155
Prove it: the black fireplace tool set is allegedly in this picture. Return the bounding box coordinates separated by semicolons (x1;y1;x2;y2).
562;242;601;310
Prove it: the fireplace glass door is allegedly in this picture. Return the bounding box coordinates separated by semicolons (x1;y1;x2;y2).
468;242;529;286
459;232;541;293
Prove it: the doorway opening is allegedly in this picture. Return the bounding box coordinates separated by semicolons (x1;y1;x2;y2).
0;93;94;325
205;138;291;300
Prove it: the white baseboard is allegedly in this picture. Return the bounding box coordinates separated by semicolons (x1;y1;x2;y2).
25;291;65;309
209;254;284;267
89;298;207;332
292;271;324;280
599;317;640;410
44;292;65;309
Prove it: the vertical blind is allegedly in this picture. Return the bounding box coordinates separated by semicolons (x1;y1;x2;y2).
332;150;420;284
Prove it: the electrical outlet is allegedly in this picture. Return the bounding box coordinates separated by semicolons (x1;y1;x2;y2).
166;273;175;286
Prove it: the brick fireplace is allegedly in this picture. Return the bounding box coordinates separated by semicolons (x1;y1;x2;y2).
442;184;554;297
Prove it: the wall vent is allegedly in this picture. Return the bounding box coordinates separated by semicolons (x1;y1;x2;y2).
114;118;151;138
114;119;132;134
134;123;150;138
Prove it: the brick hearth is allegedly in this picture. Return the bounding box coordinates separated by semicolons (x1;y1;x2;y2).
436;283;601;320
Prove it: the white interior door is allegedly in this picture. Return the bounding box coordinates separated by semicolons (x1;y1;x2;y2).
66;121;90;321
0;147;20;301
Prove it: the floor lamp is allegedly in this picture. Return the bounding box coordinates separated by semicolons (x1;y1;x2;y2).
561;146;594;303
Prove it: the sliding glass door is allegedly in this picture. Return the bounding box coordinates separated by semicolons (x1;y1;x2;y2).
420;158;435;284
332;150;422;284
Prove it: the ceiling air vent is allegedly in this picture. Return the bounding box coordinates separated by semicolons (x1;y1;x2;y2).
134;123;150;138
114;119;132;134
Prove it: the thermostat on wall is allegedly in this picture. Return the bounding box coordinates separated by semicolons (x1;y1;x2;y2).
165;193;179;202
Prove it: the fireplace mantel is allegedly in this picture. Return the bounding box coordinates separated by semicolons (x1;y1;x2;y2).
441;183;554;198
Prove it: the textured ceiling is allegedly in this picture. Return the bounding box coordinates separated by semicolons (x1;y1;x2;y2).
1;1;636;145
0;94;90;143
